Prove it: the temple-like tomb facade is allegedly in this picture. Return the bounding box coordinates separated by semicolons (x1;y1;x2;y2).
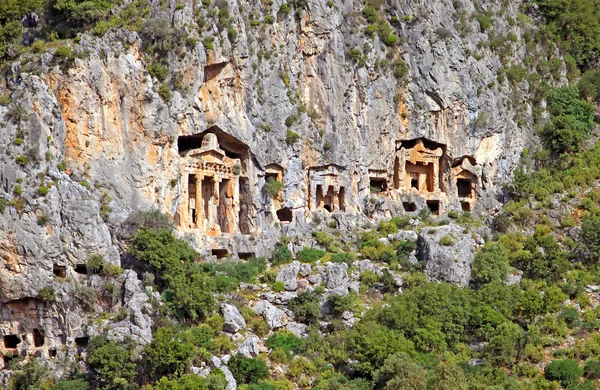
308;165;346;213
176;130;253;235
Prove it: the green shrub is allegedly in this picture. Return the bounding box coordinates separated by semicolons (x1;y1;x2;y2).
377;221;398;236
87;335;137;389
228;355;270;384
472;242;509;285
544;87;594;153
159;83;172;101
584;358;600;379
476;13;491;31
544;359;582;387
263;178;283;198
88;254;104;274
15;155;28;166
148;61;168;81
129;228;215;320
285;130;300;144
560;307;581;328
289;291;322;325
266;331;303;358
144;327;195;380
271;246;292;265
38;286;56;302
439;235;455;246
331;252;355;266
272;281;285;292
296;247;325;263
312;231;333;247
327;293;357;316
36;186;49;197
360;270;379;287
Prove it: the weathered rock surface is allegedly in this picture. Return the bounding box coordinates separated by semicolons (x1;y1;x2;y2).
237;336;260;357
418;224;478;287
276;261;301;291
222;304;246;333
253;300;287;329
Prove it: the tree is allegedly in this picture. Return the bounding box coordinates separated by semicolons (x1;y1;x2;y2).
87;335;138;390
346;321;415;375
483;322;527;367
227;356;270;384
8;359;48;390
129;228;215;320
144;327;195;380
288;292;322;325
535;0;600;68
543;87;594;153
427;361;468;390
580;214;600;261
472;242;510;285
373;354;427;390
545;359;583;387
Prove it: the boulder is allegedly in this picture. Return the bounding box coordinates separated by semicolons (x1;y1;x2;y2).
418;224;476;287
253;300;287;329
326;263;348;289
221;366;237;390
286;322;308;338
276;261;301;291
237;336;260;357
221;304;246;333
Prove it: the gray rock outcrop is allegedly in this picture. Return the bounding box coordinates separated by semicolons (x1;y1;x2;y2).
222;304;246;333
276;261;301;291
253;300;287;329
418;224;477;287
237;336;260;357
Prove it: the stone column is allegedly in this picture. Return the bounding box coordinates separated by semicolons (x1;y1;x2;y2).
332;186;340;212
432;161;440;192
211;176;219;230
195;174;203;228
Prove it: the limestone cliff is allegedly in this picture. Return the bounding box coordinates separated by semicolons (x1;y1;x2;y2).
0;0;552;374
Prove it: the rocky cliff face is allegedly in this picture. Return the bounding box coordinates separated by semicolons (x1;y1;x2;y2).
0;0;548;375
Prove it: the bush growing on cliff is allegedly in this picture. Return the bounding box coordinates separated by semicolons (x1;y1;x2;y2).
263;178;283;198
543;87;594;153
144;327;195;380
228;356;269;384
87;335;137;389
129;228;215;320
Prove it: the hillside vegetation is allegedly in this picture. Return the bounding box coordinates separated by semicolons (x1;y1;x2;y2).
3;0;600;390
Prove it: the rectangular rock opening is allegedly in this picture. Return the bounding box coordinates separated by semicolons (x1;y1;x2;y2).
338;187;345;212
48;349;57;358
201;177;214;224
238;252;255;260
204;62;228;82
369;177;387;193
211;249;228;259
426;200;440;215
33;329;45;347
403;202;417;212
75;337;89;347
238;177;251;235
457;178;472;198
53;265;66;278
461;201;472;212
188;174;197;228
74;264;87;275
218;179;232;233
276;207;293;222
406;162;433;193
3;335;20;349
